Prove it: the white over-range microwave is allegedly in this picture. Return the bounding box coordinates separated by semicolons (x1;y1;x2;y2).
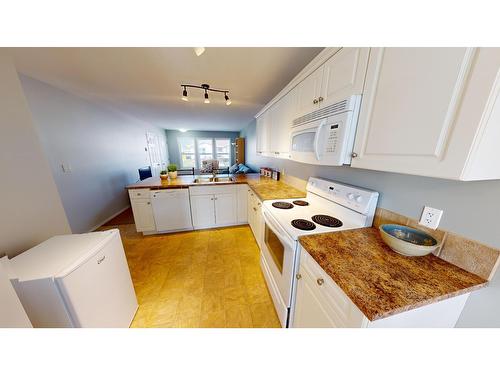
290;95;361;166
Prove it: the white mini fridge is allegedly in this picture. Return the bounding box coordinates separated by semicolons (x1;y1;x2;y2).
8;229;138;328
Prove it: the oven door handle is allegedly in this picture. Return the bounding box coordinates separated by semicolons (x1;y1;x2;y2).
263;210;294;249
313;118;328;161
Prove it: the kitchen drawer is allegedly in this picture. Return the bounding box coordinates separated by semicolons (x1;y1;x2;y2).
299;248;366;327
189;185;236;196
128;189;151;199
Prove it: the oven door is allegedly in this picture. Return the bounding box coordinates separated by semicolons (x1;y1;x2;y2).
261;210;297;310
290;113;351;166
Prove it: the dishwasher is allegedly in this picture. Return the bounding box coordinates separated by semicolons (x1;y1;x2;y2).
150;189;193;232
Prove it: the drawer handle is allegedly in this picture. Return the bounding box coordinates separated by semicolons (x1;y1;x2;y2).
97;255;106;264
147;202;150;205
137;193;141;196
253;207;257;211
316;278;324;286
296;273;302;280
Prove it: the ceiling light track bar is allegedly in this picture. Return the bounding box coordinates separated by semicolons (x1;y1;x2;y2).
181;83;231;105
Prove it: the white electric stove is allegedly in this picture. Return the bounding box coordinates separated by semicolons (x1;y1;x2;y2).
260;177;379;327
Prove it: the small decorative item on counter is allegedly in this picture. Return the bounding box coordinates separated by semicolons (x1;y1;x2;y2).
272;169;280;181
260;167;266;176
160;170;168;180
167;164;178;179
265;168;272;177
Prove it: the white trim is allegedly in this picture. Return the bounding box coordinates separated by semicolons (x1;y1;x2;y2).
87;205;131;232
255;47;341;118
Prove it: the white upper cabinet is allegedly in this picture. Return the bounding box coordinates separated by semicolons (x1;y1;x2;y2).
269;87;297;156
256;109;271;154
295;66;324;117
319;48;369;107
352;47;500;180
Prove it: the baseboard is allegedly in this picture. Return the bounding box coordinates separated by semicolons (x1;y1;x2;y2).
88;205;131;232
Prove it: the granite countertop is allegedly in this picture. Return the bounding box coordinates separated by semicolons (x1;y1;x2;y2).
299;227;488;321
126;173;306;201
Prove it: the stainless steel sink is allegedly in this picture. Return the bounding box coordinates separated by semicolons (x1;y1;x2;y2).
193;176;234;183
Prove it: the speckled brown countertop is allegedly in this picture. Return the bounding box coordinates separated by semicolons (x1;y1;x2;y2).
299;227;488;321
126;173;305;201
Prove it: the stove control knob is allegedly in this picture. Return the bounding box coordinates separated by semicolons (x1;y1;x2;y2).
347;193;355;200
355;195;363;203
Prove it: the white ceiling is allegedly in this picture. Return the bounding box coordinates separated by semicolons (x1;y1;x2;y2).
8;47;323;131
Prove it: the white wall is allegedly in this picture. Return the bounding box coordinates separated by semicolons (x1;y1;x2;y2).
0;53;71;258
19;75;167;233
241;120;500;327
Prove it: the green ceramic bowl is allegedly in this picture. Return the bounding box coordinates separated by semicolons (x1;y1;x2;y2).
379;224;439;257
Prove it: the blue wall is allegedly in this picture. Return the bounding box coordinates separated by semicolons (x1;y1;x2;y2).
166;129;240;169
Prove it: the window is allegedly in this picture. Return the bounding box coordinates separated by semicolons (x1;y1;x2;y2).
215;139;231;167
197;138;214;168
178;138;196;168
178;137;232;169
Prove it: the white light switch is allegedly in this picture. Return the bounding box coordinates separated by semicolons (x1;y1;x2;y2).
419;206;443;230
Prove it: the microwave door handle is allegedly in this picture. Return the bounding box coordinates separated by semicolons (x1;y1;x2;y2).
313;119;328;161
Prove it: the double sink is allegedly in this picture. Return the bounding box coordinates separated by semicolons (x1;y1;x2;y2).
192;176;235;184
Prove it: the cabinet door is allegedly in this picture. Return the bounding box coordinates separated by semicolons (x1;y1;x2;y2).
190;195;216;229
247;189;256;233
214;193;237;226
270;89;296;155
256;110;271;153
295;66;323;117
292;264;336;328
130;198;156;232
352;47;477;178
319;48;369;107
237;184;248;224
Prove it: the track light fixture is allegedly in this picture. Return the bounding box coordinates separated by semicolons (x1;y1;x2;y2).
180;83;231;106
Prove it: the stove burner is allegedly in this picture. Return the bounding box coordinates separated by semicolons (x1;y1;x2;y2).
311;215;343;228
272;202;294;209
293;200;309;206
291;219;316;231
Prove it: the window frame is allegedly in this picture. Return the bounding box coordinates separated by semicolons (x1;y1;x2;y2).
177;136;232;170
177;137;196;169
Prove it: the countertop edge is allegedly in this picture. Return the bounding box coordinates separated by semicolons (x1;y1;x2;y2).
367;281;488;321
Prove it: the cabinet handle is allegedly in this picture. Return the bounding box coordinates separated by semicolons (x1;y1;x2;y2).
137;193;141;196
253;207;257;212
147;202;150;205
313;98;319;104
318;96;324;102
97;255;106;264
351;152;358;158
316;278;324;286
211;198;214;201
257;203;261;206
296;273;302;280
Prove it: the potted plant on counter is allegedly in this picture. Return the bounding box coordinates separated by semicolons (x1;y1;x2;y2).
160;170;168;180
167;164;178;179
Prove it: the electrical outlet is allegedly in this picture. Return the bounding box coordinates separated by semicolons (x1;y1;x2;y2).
419;206;443;230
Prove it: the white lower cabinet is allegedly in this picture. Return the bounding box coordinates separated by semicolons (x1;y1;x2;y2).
292;247;470;328
190;195;217;229
247;187;263;248
189;185;238;230
237;184;248;224
129;189;156;233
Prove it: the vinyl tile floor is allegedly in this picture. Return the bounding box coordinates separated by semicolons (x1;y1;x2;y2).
96;223;281;328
